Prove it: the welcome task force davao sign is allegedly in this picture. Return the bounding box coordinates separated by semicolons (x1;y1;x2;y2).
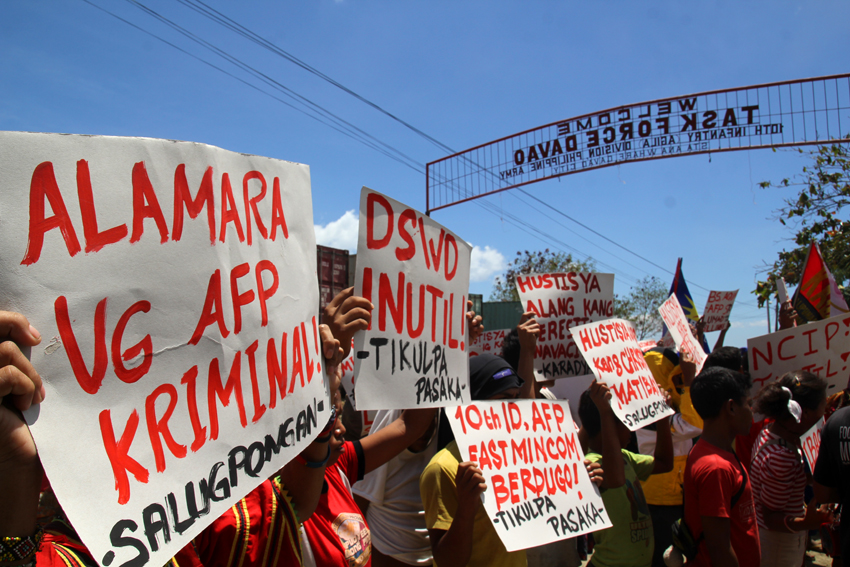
1;132;329;567
426;74;850;213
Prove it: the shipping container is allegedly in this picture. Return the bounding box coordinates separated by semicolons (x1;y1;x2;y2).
468;294;483;318
317;245;350;312
481;301;523;331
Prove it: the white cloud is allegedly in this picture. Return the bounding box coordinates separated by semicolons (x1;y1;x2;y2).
470;245;505;282
314;210;358;252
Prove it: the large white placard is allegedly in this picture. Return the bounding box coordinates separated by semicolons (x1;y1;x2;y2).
570;318;674;430
747;313;850;396
658;294;707;374
353;187;472;410
702;290;738;332
446;400;611;551
0;132;329;567
515;272;615;380
468;328;509;357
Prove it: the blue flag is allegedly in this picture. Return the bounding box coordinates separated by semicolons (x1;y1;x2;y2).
663;258;710;353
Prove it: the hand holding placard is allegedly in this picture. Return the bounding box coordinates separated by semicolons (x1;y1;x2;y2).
353;188;472;410
321;287;372;362
445;399;611;552
0;311;45;537
0;132;328;567
570;318;674;430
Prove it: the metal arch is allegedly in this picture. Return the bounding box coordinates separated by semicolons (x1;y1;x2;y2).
426;74;850;215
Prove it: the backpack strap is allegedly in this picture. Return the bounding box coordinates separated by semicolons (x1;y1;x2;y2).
729;452;748;510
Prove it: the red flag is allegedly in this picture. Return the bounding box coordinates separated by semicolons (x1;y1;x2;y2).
792;242;849;322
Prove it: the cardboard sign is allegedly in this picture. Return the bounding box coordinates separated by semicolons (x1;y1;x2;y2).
469;328;509;357
353;188;472;410
747;313;850;396
702;290;738;332
638;340;658;353
570;318;674;430
777;278;789;304
0;132;329;567
801;418;825;470
446;400;611;551
515;272;615;380
658;294;707;374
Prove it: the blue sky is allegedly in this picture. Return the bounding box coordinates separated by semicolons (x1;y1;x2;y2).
3;0;849;348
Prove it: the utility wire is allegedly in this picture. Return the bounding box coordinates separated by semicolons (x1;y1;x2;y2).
86;0;765;315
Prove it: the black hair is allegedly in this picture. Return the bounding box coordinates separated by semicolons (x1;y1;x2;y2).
500;328;521;371
703;346;743;372
690;366;752;419
578;389;602;438
754;371;827;420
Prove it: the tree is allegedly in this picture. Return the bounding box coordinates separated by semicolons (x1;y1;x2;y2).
613;276;668;340
754;142;850;306
489;249;596;302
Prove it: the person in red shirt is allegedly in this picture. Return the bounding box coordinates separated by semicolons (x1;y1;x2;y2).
300;395;438;567
299;289;484;567
683;366;760;567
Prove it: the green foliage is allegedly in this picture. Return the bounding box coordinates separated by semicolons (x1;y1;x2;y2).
489;249;596;302
613;276;668;340
755;142;850;307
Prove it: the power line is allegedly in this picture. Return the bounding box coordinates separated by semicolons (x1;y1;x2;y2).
161;0;696;282
84;0;766;315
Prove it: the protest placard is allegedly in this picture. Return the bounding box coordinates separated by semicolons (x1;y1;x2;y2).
0;132;329;567
570;318;674;430
446;399;611;551
801;418;825;469
469;328;509;357
747;313;850;396
353;187;472;410
515;272;614;380
777;278;789;304
638;340;659;353
702;290;738;332
658;294;707;374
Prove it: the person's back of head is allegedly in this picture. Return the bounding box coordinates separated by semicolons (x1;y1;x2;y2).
703;346;743;372
754;371;827;424
578;389;602;438
691;366;751;420
499;328;521;371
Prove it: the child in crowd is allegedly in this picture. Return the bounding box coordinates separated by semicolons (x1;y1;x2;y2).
684;366;760;566
579;381;673;567
750;371;831;567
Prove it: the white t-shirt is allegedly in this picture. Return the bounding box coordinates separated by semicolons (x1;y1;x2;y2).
352;409;438;565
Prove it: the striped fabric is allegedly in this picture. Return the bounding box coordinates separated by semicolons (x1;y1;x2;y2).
37;478;302;567
749;427;806;529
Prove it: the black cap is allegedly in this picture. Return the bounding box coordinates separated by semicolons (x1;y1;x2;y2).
469;353;524;401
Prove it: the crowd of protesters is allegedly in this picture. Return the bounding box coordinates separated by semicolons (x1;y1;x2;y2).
1;286;849;567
